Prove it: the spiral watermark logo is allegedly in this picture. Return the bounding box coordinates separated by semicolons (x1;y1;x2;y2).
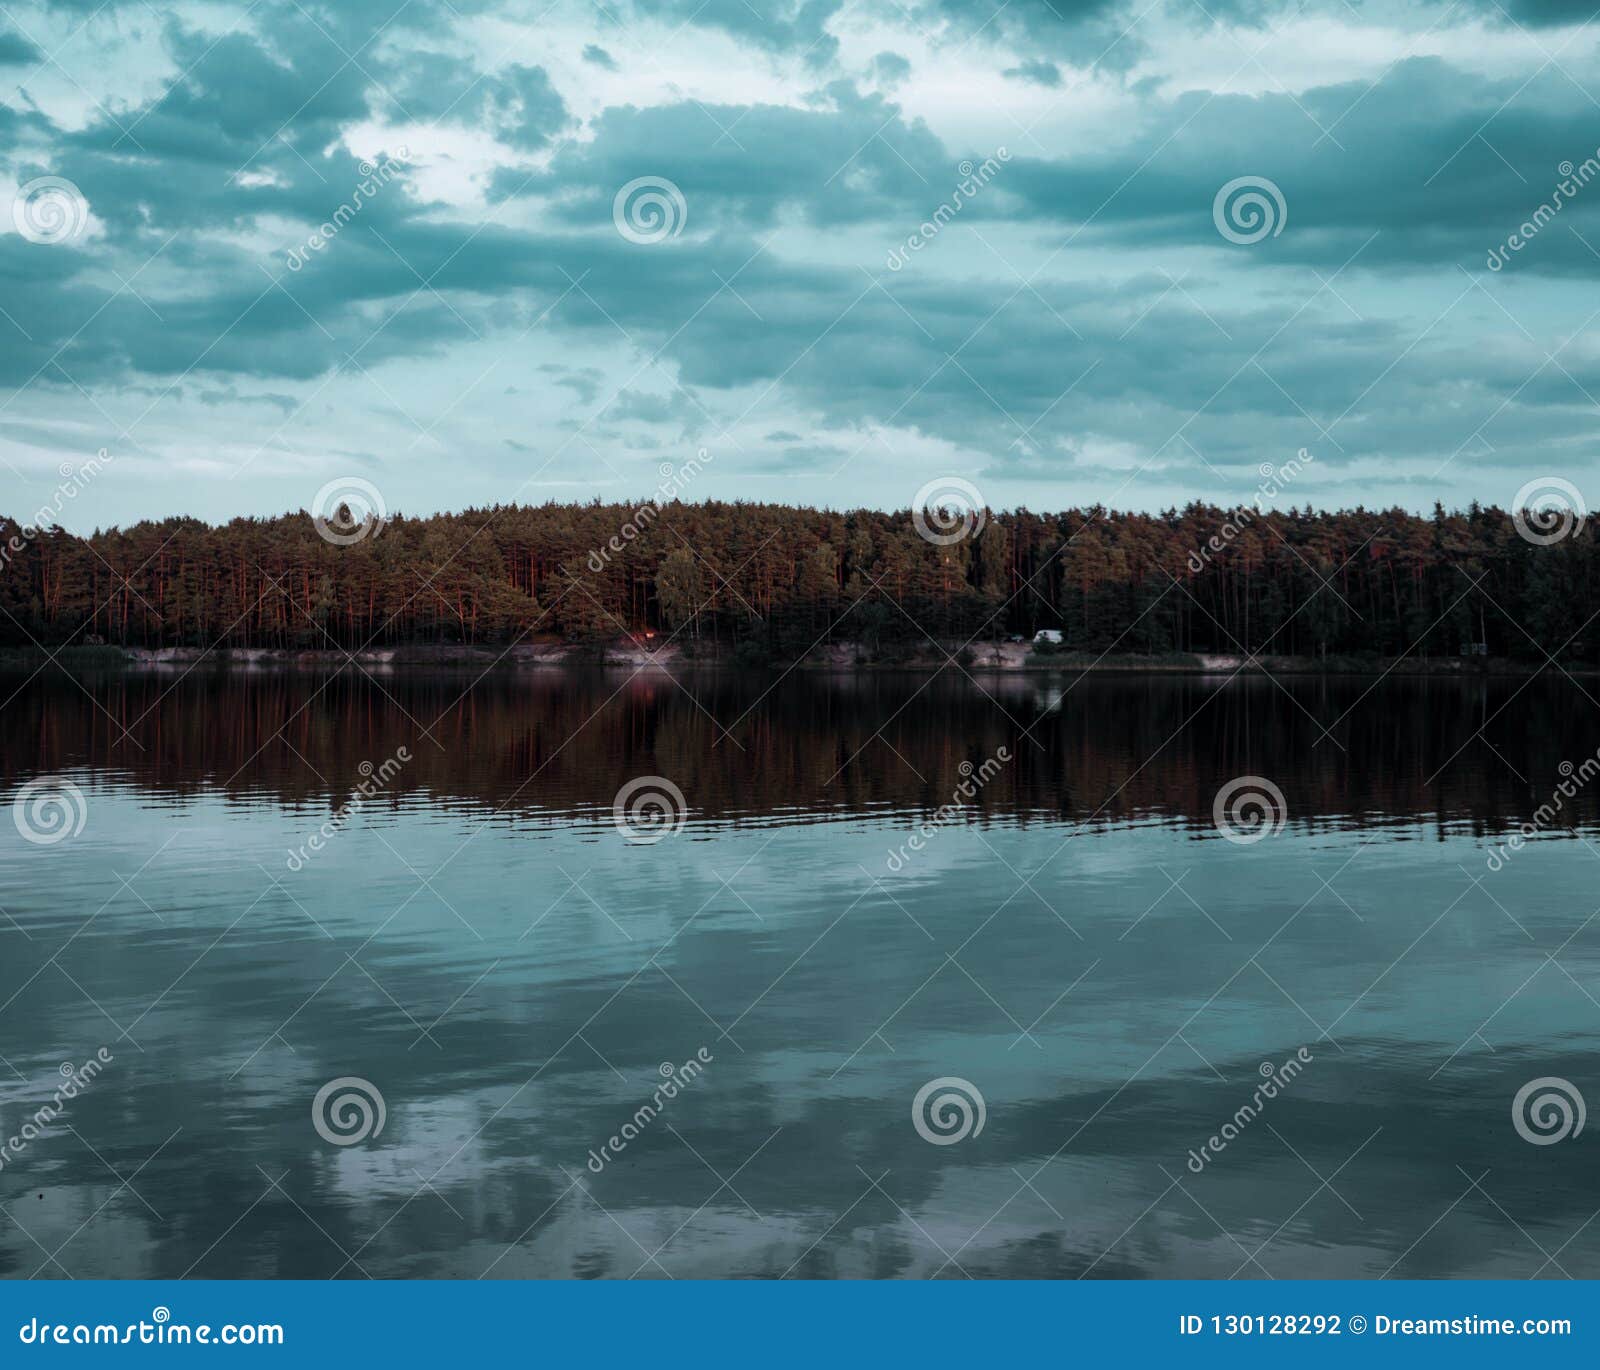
613;176;687;245
612;775;688;843
1512;476;1586;546
1212;176;1287;245
1512;1076;1585;1146
12;176;88;246
912;1076;986;1146
1212;775;1287;844
311;477;387;546
12;778;88;846
153;1307;170;1324
312;1076;386;1146
911;476;987;546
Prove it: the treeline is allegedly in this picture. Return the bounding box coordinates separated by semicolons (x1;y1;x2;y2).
0;500;1594;660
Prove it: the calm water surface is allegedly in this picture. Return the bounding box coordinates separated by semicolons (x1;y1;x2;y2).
2;668;1599;1279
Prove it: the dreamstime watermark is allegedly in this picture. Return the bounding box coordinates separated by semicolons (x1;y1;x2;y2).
12;176;88;246
885;745;1012;871
886;149;1010;270
1187;450;1315;572
1212;775;1287;844
612;776;688;843
1512;1076;1585;1146
1511;475;1587;546
1212;176;1287;245
0;451;112;572
312;1076;386;1146
311;476;388;546
912;1076;986;1145
1185;1047;1312;1173
613;176;687;244
0;1050;114;1173
12;777;88;846
17;1310;283;1347
1486;746;1600;871
585;449;713;573
586;1048;713;1173
284;149;409;270
911;475;987;546
285;747;411;871
1487;153;1600;271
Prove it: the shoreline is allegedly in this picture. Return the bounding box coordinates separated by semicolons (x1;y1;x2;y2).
0;643;1585;677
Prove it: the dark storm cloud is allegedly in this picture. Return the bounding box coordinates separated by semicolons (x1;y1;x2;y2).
292;218;1574;480
1004;58;1600;276
1488;0;1599;25
552;368;604;404
119;26;370;164
506;83;952;228
626;0;844;65
870;51;912;86
1003;59;1062;86
2;0;1597;503
0;27;41;62
913;0;1151;69
377;46;570;146
483;64;571;149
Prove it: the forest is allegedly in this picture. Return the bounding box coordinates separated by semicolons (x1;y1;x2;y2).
0;499;1593;663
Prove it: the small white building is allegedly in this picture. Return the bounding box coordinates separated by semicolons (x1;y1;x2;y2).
1033;629;1063;646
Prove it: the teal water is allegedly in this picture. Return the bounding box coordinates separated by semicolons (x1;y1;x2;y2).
1;669;1597;1278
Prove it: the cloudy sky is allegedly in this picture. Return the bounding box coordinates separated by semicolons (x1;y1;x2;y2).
2;0;1599;530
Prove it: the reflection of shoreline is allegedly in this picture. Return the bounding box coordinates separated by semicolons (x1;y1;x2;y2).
2;668;1596;840
0;644;1587;676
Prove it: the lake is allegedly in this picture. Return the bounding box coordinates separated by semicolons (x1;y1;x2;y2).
1;666;1598;1279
